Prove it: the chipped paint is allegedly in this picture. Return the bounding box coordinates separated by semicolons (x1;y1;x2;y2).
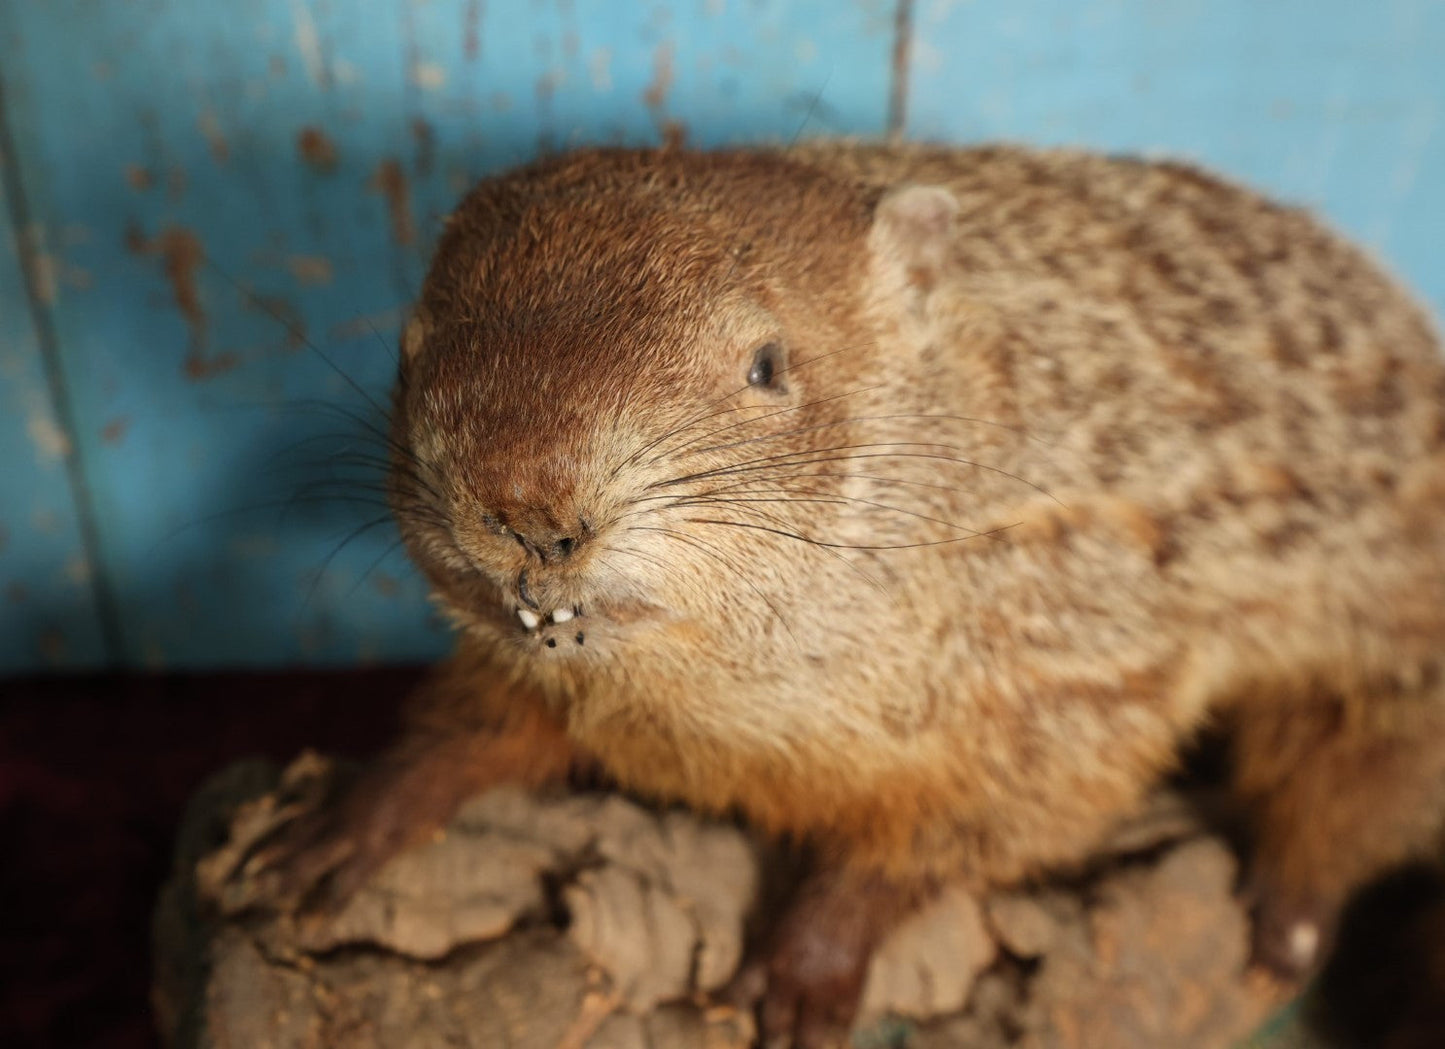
198;110;230;164
413;62;446;90
182;350;240;380
27;409;71;460
128;225;207;349
370;159;415;245
100;417;129;445
287;254;334;285
643;43;674;121
297;126;339;172
290;0;326;86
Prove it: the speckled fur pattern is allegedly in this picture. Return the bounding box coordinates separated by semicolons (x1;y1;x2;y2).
383;142;1445;1004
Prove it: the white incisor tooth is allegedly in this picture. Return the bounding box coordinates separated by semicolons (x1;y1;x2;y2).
551;607;575;624
517;607;541;630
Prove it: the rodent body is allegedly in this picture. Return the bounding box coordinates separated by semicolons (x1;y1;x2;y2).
282;142;1445;1044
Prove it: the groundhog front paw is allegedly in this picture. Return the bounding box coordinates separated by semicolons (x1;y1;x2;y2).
761;919;869;1049
1241;870;1333;979
223;755;429;914
758;869;906;1049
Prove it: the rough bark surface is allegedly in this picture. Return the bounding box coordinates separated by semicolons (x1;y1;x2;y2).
153;756;1306;1049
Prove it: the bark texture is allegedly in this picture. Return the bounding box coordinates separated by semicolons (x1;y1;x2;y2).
153;756;1311;1049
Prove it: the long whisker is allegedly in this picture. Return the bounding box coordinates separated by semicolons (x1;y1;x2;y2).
685;516;1019;551
651;385;884;464
200;255;396;425
684;410;1052;461
656;488;994;540
299;515;400;614
653;444;1064;505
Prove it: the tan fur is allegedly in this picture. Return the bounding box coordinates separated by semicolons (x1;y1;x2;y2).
384;142;1445;970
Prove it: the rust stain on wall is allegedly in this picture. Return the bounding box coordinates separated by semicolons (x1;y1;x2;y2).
287;255;334;286
643;43;674;116
370;159;415;245
126;223;244;380
127;226;206;344
100;417;130;446
297;127;339;173
183;351;240;380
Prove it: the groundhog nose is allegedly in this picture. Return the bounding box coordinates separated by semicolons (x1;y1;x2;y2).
509;514;592;565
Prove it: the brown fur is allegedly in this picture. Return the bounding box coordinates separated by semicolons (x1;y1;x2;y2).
282;142;1445;1042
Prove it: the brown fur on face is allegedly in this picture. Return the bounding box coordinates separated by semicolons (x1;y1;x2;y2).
377;142;1445;1027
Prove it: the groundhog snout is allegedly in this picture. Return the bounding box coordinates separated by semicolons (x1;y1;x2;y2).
504;509;593;566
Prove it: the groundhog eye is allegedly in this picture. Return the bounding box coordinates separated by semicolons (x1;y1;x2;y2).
747;342;786;391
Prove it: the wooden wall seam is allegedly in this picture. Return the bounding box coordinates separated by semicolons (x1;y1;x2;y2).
888;0;913;140
0;76;123;665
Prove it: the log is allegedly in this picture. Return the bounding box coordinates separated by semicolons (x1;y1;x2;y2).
153;755;1307;1049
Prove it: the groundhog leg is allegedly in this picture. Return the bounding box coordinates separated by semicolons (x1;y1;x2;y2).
1232;673;1445;976
247;648;578;909
761;864;927;1049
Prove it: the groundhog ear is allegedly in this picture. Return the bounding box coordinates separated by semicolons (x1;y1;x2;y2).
400;305;433;364
868;184;960;291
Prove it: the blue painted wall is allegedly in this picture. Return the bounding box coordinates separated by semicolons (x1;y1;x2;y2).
1;0;1441;673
